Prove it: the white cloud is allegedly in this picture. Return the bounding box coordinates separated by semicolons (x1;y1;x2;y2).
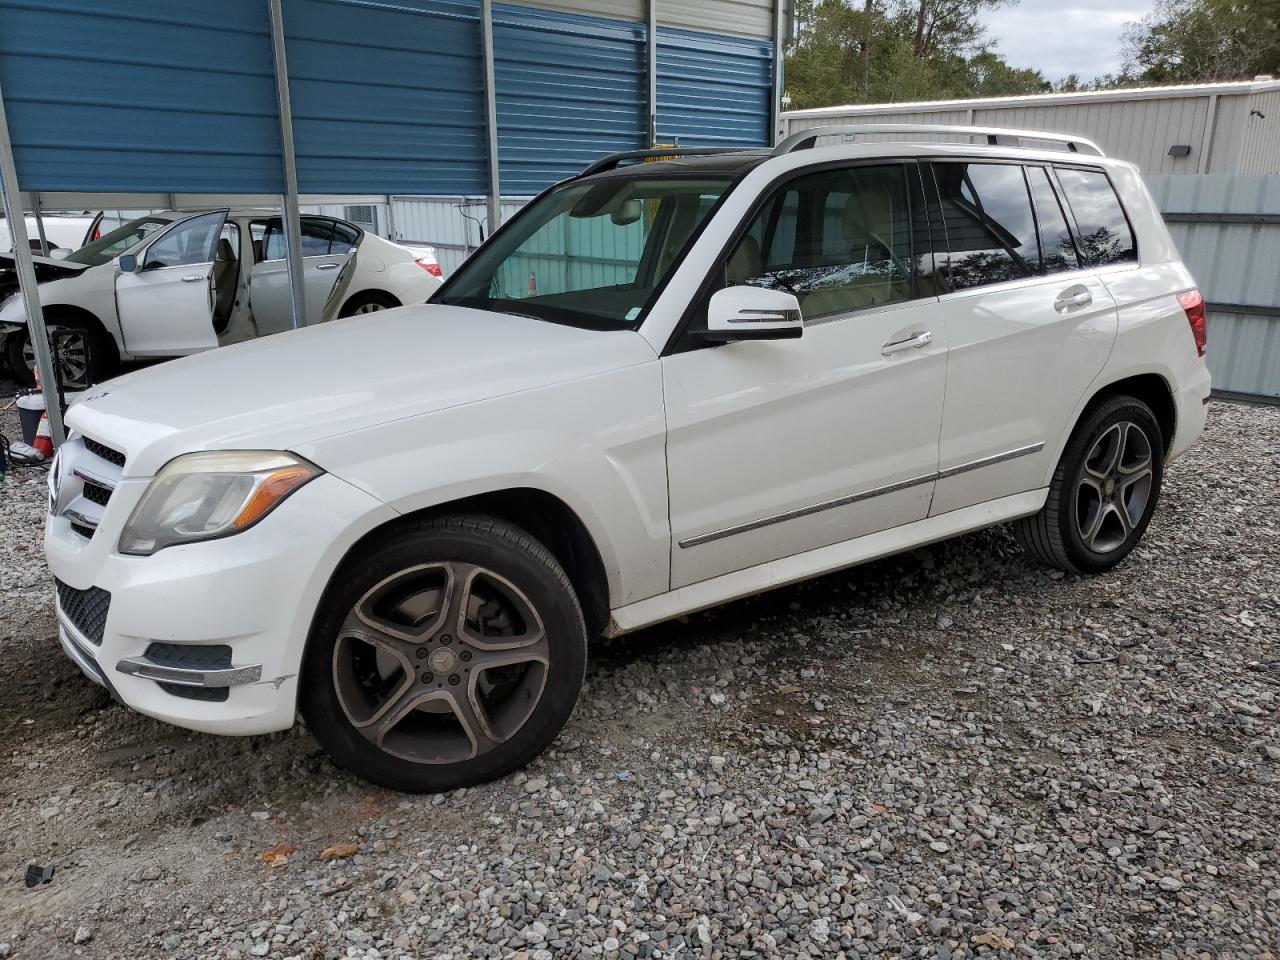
979;0;1153;81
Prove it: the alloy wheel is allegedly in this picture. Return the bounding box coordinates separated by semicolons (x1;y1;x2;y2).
353;302;387;314
331;561;550;765
1075;420;1154;554
24;327;90;389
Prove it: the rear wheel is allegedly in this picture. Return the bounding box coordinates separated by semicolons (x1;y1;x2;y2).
1014;396;1164;573
339;291;399;317
5;317;115;390
301;515;587;792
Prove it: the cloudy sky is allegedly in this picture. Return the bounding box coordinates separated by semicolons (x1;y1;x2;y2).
978;0;1153;81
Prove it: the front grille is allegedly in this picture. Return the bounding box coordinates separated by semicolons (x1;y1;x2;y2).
80;481;111;507
55;579;111;646
83;437;126;467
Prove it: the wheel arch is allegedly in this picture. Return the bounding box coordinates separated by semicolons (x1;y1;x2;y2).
340;289;401;316
1081;372;1177;457
3;302;120;376
319;486;612;640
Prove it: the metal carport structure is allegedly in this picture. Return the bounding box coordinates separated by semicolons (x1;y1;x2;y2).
0;0;788;444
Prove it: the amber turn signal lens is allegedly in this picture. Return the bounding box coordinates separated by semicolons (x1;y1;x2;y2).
233;464;320;528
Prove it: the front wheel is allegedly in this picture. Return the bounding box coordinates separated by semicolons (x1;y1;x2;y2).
301;515;588;792
1014;396;1164;574
5;319;114;390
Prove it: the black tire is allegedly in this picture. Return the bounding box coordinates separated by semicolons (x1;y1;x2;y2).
338;291;400;318
4;316;116;390
301;514;588;792
1014;396;1164;574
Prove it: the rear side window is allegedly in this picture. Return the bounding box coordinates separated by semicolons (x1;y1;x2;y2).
1054;168;1136;266
1027;166;1080;274
932;162;1039;290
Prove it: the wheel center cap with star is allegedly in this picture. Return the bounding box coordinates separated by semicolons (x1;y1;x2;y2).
1104;478;1116;497
428;647;459;675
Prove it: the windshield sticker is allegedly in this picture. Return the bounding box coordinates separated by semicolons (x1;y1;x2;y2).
625;307;641;322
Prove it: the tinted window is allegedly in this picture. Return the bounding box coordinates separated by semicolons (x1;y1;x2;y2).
1027;167;1079;274
262;218;335;260
933;162;1038;290
728;164;914;318
143;213;224;269
1055;168;1136;266
331;222;360;255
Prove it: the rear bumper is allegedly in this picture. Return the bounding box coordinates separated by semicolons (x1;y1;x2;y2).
1169;362;1211;462
46;472;396;735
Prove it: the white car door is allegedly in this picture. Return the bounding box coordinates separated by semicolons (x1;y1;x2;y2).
115;211;227;355
927;161;1120;516
663;162;948;589
248;216;352;334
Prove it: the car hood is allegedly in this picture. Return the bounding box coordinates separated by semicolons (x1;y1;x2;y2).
0;253;90;300
66;304;657;478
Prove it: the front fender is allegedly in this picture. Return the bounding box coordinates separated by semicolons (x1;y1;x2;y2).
293;361;671;608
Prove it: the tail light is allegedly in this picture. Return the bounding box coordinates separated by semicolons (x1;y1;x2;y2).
415;257;442;278
1177;288;1207;357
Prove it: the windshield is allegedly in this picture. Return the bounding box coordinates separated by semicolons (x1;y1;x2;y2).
434;175;734;329
63;217;171;267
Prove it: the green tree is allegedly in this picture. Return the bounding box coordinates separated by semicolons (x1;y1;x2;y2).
1122;0;1280;82
784;0;1050;109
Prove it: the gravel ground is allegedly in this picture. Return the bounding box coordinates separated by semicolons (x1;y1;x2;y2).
0;393;1277;960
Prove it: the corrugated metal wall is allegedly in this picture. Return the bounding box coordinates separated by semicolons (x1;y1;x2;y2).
781;85;1280;177
657;0;774;39
494;3;646;194
656;28;773;145
0;0;282;193
284;0;488;195
1147;174;1280;398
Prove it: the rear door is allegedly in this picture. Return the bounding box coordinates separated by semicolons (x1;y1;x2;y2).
928;160;1119;515
115;211;226;355
248;216;351;333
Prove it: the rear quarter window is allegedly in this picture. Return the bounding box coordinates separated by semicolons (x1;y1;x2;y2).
1054;168;1137;267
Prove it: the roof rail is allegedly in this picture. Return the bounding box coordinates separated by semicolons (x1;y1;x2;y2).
580;147;757;177
773;123;1105;158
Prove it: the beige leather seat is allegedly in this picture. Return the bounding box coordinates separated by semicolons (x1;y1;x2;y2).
799;188;904;317
211;238;238;333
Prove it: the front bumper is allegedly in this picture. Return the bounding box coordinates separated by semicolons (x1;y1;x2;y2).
47;470;396;736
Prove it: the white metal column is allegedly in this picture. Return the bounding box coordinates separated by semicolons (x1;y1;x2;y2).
647;0;658;146
268;0;308;329
481;0;502;234
0;79;65;445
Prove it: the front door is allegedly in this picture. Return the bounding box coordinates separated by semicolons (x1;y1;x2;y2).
927;161;1121;516
115;211;226;355
249;216;354;334
663;162;948;588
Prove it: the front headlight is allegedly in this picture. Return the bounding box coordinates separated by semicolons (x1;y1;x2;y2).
119;451;322;556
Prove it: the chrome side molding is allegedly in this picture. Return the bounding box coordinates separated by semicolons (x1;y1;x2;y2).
679;442;1046;549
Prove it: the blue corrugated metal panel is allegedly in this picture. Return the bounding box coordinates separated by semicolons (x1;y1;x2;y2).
656;28;771;147
284;0;488;195
493;3;645;194
0;0;282;193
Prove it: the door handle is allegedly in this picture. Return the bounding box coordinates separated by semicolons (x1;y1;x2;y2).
316;262;340;271
881;330;933;357
1054;289;1092;311
181;274;205;282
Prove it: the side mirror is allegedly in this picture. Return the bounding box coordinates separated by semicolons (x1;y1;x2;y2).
702;285;803;342
118;253;140;273
49;247;71;260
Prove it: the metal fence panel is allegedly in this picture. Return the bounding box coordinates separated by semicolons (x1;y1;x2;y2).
1147;174;1280;398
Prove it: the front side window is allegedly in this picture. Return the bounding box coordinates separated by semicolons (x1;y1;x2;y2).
726;163;915;319
1055;168;1137;266
932;162;1039;290
434;175;733;330
63;217;169;267
143;212;224;269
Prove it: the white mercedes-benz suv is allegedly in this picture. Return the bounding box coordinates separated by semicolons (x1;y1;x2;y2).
45;125;1211;791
